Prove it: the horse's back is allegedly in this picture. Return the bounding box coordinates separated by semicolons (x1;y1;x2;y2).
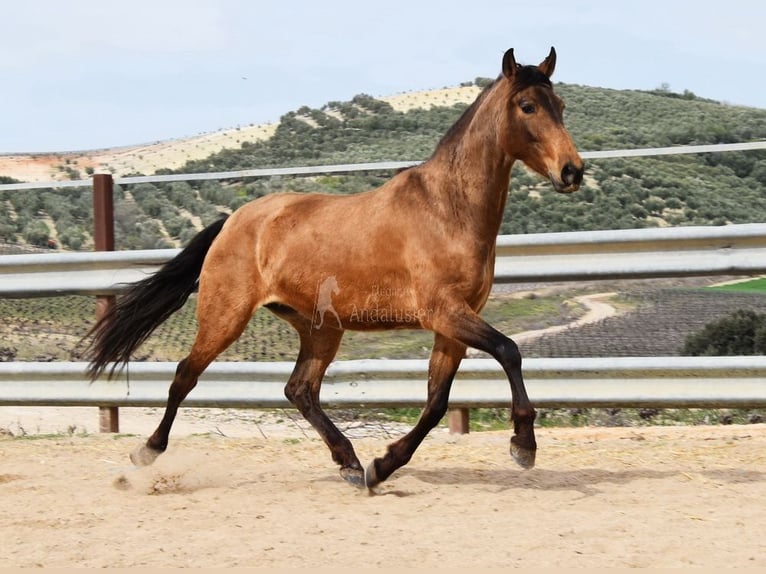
211;174;490;306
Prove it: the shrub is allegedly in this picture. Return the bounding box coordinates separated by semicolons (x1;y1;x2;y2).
682;309;766;356
23;220;50;246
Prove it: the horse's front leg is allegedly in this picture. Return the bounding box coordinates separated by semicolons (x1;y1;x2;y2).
284;326;365;487
366;335;466;488
432;307;537;469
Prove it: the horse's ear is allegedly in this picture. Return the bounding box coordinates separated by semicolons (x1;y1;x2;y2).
502;48;517;80
538;46;557;78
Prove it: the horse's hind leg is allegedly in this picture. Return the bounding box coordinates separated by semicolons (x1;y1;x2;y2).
131;355;208;466
366;334;465;488
282;321;364;487
132;286;256;466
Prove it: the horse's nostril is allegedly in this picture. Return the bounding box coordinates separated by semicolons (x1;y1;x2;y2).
561;162;583;186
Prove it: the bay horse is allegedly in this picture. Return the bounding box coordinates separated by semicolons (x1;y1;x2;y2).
86;47;584;489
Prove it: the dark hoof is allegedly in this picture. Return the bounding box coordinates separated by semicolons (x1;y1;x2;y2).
510;442;536;469
340;466;366;489
364;461;381;490
130;444;163;467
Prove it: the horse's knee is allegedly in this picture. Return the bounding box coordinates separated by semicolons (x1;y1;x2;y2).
494;337;521;369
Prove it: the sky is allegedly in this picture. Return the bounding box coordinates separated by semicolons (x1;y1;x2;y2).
1;0;765;153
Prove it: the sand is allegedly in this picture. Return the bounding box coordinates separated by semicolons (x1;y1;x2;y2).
1;409;764;568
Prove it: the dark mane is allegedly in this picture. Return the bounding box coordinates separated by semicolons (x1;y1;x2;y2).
431;65;553;158
431;80;496;156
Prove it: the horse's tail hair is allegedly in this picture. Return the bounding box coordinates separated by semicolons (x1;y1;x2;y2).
85;214;229;380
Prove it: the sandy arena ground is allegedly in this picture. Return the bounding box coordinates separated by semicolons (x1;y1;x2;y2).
1;405;764;568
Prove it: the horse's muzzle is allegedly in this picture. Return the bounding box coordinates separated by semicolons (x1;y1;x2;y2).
551;161;584;193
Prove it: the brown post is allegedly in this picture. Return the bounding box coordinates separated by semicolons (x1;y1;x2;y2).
448;408;470;434
93;174;119;433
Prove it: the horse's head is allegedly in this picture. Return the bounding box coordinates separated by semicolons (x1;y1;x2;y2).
497;47;584;193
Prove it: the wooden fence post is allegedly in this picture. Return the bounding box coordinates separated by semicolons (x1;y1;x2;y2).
92;174;119;433
448;408;470;434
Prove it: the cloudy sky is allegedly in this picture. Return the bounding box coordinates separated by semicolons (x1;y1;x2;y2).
1;0;764;152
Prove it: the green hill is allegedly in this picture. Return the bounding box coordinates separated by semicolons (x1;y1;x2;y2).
1;80;765;252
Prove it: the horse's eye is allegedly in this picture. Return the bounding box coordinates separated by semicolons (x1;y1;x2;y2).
520;102;536;115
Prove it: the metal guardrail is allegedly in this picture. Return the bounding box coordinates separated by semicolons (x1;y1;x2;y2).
2;224;765;411
0;248;175;296
1;357;765;409
494;222;766;282
1;141;764;191
2;147;766;418
2;223;766;296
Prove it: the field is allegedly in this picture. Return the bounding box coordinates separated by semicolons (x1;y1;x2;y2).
2;276;765;432
5;276;765;364
710;276;766;293
0;287;586;363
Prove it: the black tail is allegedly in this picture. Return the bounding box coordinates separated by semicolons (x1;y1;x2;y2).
85;215;229;380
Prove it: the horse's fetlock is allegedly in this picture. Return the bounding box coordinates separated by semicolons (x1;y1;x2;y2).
512;406;537;424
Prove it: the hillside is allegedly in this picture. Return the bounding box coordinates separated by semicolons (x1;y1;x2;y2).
0;123;279;184
0;86;482;184
2;84;766;370
1;80;765;252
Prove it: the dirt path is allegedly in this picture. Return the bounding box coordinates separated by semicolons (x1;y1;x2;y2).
466;291;620;358
1;423;765;567
511;292;618;344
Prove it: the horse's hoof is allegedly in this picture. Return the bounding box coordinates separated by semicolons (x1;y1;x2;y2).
510;442;536;469
340;466;366;489
364;461;381;490
130;444;163;467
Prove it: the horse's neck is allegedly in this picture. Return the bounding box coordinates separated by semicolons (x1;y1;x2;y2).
426;91;514;242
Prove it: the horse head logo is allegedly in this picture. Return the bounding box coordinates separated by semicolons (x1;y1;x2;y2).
313;275;342;330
